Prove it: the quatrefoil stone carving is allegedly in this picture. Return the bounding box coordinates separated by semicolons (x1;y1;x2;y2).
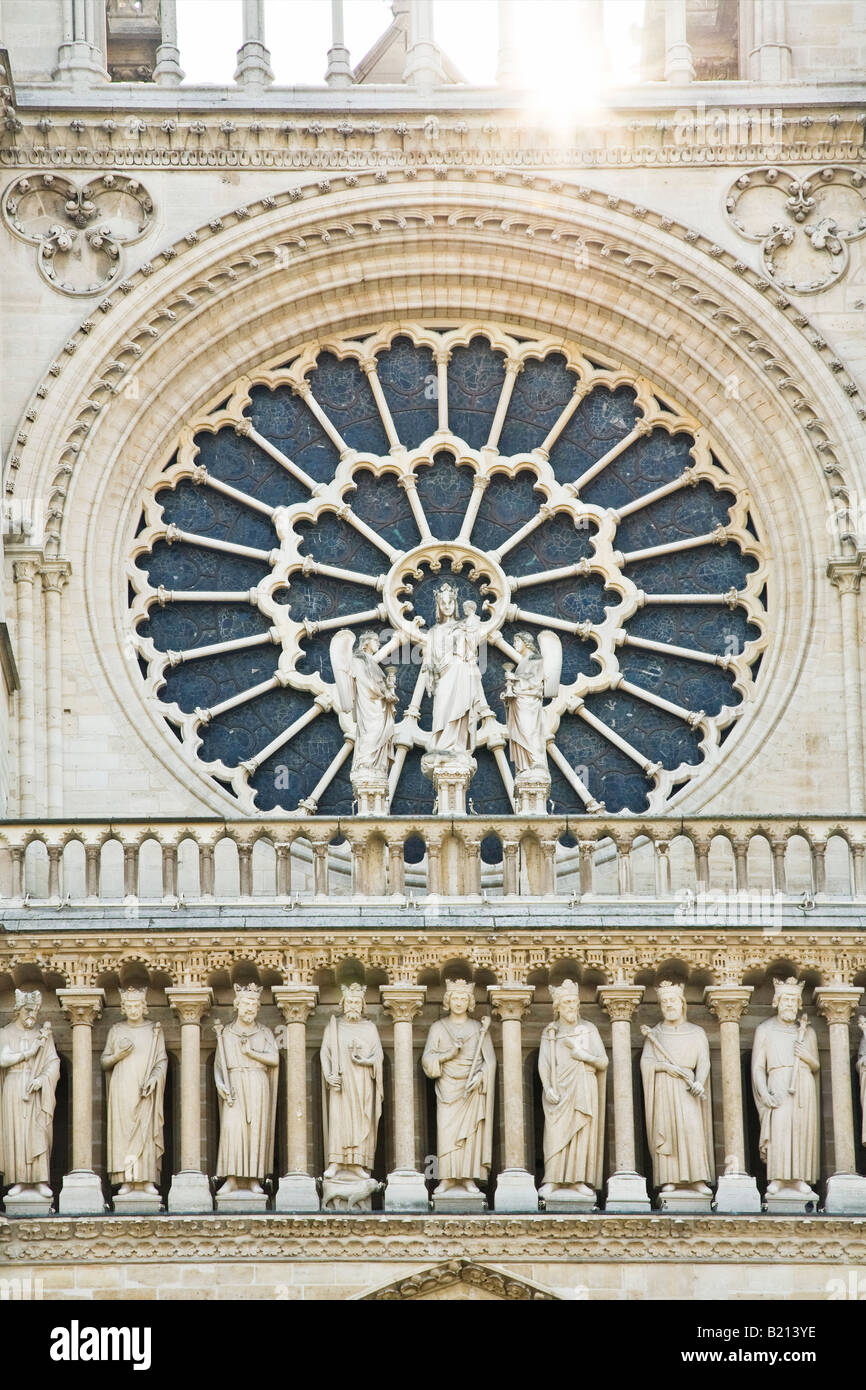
2;172;154;295
725;166;866;294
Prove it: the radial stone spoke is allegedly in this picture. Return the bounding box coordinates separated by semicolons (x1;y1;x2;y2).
576;703;661;775
509;607;591;639
154;587;261;605
569;421;649;494
620;634;732;669
302;606;385;637
164;525;274;564
617;678;704;726
193;467;276;517
546;743;599;809
614;469;695;520
493;506;551;562
301;558;385;590
510;559;591;591
241;422;320;494
298;740;353;813
491;745;516;810
166;629;278;667
242;701;324;775
197;674;281;722
639;589;740;607
620;527;727;565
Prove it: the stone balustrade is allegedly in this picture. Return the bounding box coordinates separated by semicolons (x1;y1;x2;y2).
3;928;866;1217
1;815;863;907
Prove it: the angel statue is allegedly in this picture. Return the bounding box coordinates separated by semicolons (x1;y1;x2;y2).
502;630;562;773
330;629;398;784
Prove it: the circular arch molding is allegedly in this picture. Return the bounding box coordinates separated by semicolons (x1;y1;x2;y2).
11;173;866;817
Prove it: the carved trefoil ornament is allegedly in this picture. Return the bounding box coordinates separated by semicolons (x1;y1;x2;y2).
2;173;154;295
726;166;866;294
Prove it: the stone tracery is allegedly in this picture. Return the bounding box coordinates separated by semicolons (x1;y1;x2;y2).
129;323;768;820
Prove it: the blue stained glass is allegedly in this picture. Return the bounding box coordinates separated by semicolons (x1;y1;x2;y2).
497;354;577;456
447;338;506;448
246;384;339;485
390;747;434;818
281;574;375;625
193;429;309;510
138;540;271;592
295;511;385;577
349;469;420;553
625;544;758;594
626;603;760;655
138;601;271;653
156;478;274;552
470;748;512;818
548;385;638;486
308;352;390;455
199;683;310;766
583;688;703;769
162;644;280;717
507;512;595;577
615;481;735;554
617;649;740;719
550;714;651;814
375;336;438;448
415;453;474;540
579;430;694;509
514;572;610;627
249;712;351;814
471;471;543;553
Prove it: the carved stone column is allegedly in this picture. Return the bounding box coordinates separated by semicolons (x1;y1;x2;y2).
597;984;650;1211
325;0;353;86
273;984;320;1211
166;986;213;1213
381;984;428;1211
704;986;761;1212
153;0;185;85
664;0;694;82
403;0;444;89
489;985;538;1212
234;0;274;88
12;556;40;816
58;987;106;1214
828;560;865;814
816;986;866;1212
749;0;792;80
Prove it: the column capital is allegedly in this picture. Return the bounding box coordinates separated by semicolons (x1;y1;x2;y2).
815;985;863;1025
57;986;104;1025
273;983;318;1024
380;984;426;1023
166;984;213;1024
488;983;533;1020
40;560;71;593
828;556;865;594
12;555;42;585
704;984;753;1022
597;983;644;1021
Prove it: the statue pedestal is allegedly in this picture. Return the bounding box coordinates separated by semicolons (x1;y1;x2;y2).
764;1185;820;1214
513;768;551;815
168;1170;213;1214
604;1170;651;1212
824;1173;866;1214
274;1172;320;1212
351;772;389;816
112;1188;164;1215
432;1185;487;1214
422;752;476;816
58;1169;107;1216
493;1167;539;1213
540;1187;598;1214
3;1188;53;1217
657;1186;714;1214
214;1185;269;1214
713;1173;762;1214
384;1168;430;1213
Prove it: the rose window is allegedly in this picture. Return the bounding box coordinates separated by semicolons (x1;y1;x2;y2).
130;325;767;823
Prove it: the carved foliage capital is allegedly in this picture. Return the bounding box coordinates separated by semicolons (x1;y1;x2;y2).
488;984;533;1021
165;985;213;1025
815;985;862;1026
597;984;643;1022
272;984;319;1025
380;984;426;1023
56;987;104;1026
